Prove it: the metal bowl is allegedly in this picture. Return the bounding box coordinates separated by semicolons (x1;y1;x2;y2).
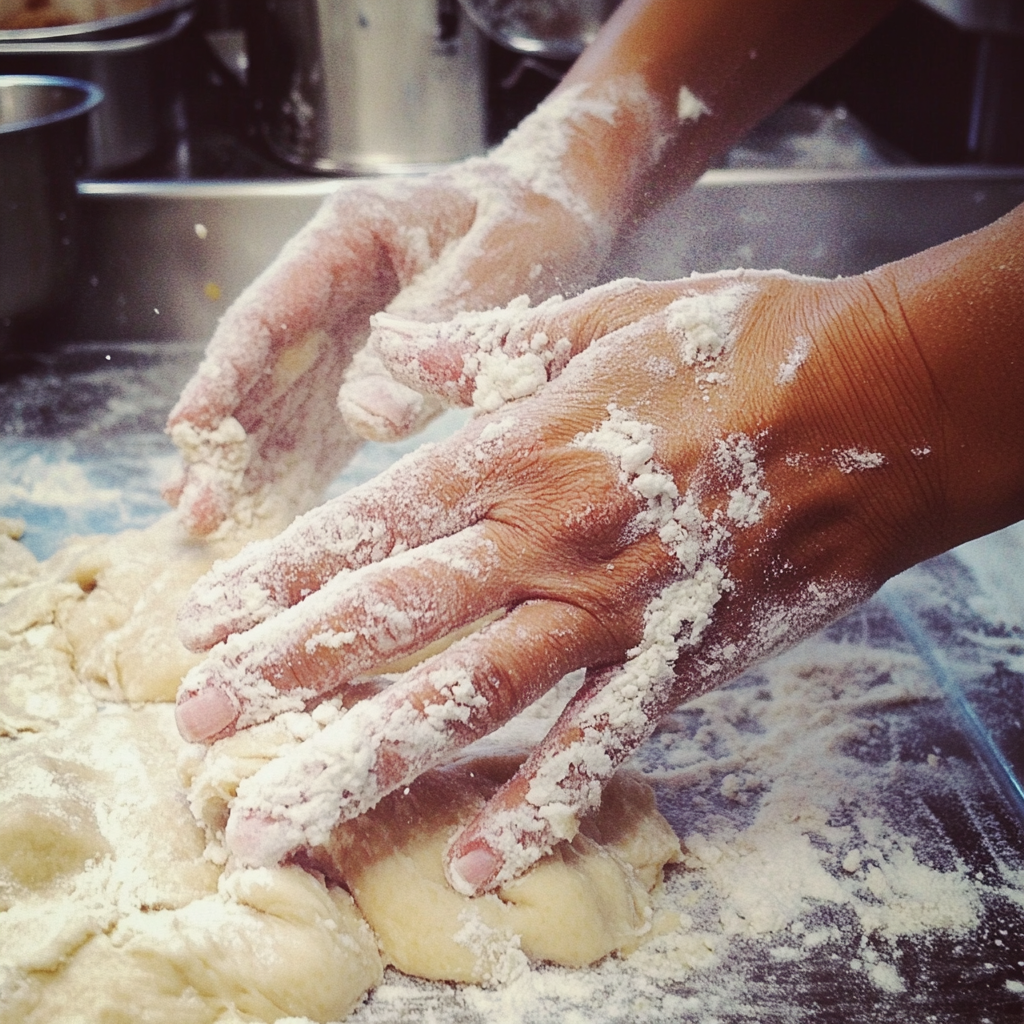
0;74;102;321
0;0;192;42
0;8;192;172
455;0;619;59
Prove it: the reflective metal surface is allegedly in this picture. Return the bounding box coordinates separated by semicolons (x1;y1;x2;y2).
20;166;1021;342
245;0;486;174
0;0;192;41
456;0;619;58
0;74;101;319
0;9;192;172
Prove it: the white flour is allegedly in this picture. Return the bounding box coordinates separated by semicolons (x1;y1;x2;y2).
834;448;888;473
677;87;711;124
2;490;1023;1023
776;334;812;384
370;295;571;414
665;284;752;366
488;77;663;229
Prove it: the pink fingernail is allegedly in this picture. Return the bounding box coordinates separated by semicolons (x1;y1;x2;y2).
448;845;500;896
175;686;238;742
341;376;424;439
225;813;275;867
371;311;435;346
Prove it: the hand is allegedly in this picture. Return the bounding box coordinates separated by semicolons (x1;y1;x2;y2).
164;77;668;537
174;266;942;894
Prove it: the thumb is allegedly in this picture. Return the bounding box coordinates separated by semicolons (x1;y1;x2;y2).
336;345;446;444
366;278;688;415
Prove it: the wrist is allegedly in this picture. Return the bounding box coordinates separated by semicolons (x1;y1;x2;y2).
487;74;673;234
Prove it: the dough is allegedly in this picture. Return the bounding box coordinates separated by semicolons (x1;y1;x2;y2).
0;517;681;1022
321;754;681;983
0;522;383;1024
183;722;680;985
57;515;275;704
3;867;381;1024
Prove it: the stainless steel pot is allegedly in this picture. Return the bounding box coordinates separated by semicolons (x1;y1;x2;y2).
0;8;191;172
0;0;192;41
0;74;101;321
245;0;486;174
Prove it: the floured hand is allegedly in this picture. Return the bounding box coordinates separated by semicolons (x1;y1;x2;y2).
174;265;951;894
165;77;670;537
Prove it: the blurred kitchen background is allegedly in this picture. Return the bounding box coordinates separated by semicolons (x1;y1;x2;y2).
1;0;1022;345
1;0;1022;181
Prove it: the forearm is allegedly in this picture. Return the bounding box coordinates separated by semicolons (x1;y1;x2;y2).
522;0;899;220
789;203;1024;580
881;202;1024;558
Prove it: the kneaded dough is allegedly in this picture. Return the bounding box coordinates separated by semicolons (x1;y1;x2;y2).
1;516;682;1021
0;522;382;1024
58;515;274;703
323;753;681;983
4;867;381;1024
185;728;682;985
0;514;273;708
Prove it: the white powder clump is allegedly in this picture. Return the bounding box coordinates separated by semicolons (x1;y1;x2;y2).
371;295;570;415
665;284;752;366
717;434;770;527
454;911;529;986
572;406;714;571
834;448;887;473
677;86;711;123
776;335;812;384
170;415;251;493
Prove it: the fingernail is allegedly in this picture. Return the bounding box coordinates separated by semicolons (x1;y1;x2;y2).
339;376;423;441
175;686;238;742
448;844;500;896
370;311;434;346
225;812;276;867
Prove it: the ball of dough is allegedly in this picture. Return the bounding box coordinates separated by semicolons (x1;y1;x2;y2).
317;752;682;984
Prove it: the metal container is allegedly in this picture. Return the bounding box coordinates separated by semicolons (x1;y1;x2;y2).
245;0;486;174
456;0;618;59
0;74;101;321
0;0;192;41
0;8;191;172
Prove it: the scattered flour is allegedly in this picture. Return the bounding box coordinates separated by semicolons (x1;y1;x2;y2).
717;434;770;527
0;456;121;509
1;507;1019;1022
370;294;571;414
488;77;663;228
834;448;887;473
677;87;711;123
665;284;752;366
776;334;811;384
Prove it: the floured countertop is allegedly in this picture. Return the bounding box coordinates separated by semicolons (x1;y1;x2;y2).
1;339;1023;1024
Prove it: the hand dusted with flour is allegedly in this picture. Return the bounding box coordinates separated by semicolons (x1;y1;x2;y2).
164;0;899;539
175;251;981;893
164;76;673;537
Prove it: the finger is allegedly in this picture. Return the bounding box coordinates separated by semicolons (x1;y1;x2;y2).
336;168;607;442
440;661;656;895
167;183;474;529
221;599;613;868
444;558;731;894
175;415;518;652
175;523;512;742
368;278;691;413
335;346;446;444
